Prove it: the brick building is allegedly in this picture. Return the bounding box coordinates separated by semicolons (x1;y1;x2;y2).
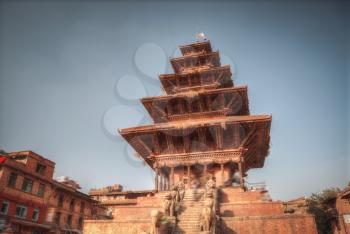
325;184;350;234
0;151;106;234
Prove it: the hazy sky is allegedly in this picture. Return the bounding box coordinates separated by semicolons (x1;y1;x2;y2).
0;0;349;200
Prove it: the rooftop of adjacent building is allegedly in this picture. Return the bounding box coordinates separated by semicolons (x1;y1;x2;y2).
1;150;55;167
0;149;95;202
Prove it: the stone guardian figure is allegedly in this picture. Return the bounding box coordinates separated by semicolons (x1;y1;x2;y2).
150;209;160;234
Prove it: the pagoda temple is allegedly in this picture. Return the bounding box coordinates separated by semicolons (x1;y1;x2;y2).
84;39;318;234
119;40;271;191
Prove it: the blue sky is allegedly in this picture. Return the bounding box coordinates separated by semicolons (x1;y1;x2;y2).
0;0;349;200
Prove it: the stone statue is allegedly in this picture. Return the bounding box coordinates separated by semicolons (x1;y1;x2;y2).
205;177;216;193
177;181;185;201
170;185;179;216
150;209;160;234
106;208;113;219
201;191;215;232
162;193;172;216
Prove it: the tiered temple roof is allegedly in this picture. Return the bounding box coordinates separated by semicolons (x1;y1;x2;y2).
119;40;271;178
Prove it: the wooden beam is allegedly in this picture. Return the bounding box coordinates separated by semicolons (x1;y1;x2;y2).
198;96;204;112
137;137;153;156
183;129;191;153
170;167;175;189
153;133;160;155
215;126;223;150
179;98;184;114
198;128;206;147
220;92;225;109
160;172;164;191
165;133;175;154
226;93;237;109
153;102;167;117
221;163;225;186
233;124;240;148
155;168;159;192
238;159;245;189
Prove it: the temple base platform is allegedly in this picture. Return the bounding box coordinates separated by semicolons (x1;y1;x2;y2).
84;187;317;234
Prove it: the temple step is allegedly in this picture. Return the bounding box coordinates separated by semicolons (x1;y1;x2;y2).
174;189;206;233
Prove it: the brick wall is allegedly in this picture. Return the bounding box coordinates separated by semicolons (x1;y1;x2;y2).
221;214;318;234
220;202;285;217
84;220;151;234
220;187;267;203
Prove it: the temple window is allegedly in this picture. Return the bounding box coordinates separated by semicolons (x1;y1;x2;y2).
192;74;201;86
210;94;221;111
157;132;168;154
172;135;184;153
179;76;188;87
191;99;201;113
205;127;216;150
189;129;200;152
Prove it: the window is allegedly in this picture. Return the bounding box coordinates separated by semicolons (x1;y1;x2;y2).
21;178;33;193
32;208;40;221
7;173;17;188
0;201;9;215
80;201;85;214
54;212;61;225
58;194;64;208
67;215;72;226
35;164;46;175
0;219;5;231
78;216;83;228
15;205;27;218
37;184;45;197
32;230;43;234
69;199;75;211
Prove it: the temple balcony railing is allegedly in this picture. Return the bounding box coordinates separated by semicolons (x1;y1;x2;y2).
149;149;243;168
167;108;230;121
173;82;220;93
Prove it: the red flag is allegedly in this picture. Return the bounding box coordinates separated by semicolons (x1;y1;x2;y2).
0;156;7;163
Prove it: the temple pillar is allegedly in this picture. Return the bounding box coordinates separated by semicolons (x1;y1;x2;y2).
204;164;208;180
187;165;191;187
167;176;171;191
221;163;225;186
155;169;159;192
160;173;164;191
238;160;244;189
170;167;175;189
164;175;167;191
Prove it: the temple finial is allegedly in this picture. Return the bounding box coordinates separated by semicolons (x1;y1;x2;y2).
196;32;207;42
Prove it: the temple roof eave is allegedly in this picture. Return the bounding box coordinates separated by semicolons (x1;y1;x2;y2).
179;40;212;53
171;51;219;62
159;65;232;80
118;115;272;135
141;85;248;103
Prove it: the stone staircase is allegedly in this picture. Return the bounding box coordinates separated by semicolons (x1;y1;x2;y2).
174;189;205;234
